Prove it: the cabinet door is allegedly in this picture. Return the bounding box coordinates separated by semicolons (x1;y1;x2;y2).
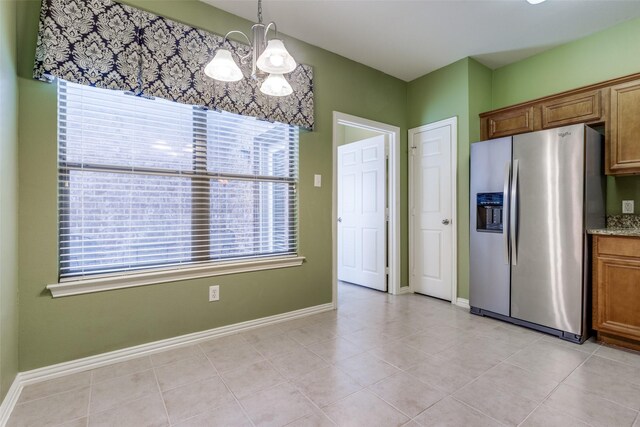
484;107;535;139
609;80;640;174
540;90;602;129
594;254;640;342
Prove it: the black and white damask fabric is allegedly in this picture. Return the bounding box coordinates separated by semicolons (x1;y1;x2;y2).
33;0;315;129
33;0;141;91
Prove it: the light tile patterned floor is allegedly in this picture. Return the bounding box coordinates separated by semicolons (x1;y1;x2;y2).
8;282;640;427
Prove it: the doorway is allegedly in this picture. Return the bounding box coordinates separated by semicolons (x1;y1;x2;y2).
332;112;401;307
409;117;458;303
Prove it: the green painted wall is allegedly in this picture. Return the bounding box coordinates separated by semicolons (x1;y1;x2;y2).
16;0;407;370
0;0;20;399
491;17;640;215
342;127;383;145
407;58;489;300
492;17;640;109
468;59;493;145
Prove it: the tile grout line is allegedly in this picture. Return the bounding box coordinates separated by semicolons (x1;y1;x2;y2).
375;334;505;425
150;366;172;426
236;319;355;425
148;353;217;396
366;381;441;422
201;340;258;427
286;379;339;426
209;344;260;427
515;351;596;427
559;351;640;413
85;371;94;426
11;371;94;407
216;335;290;402
424;335;546;427
409;389;457;427
592;346;640;368
89;356;153;385
445;373;510;426
560;378;640;414
9;379;94;426
449;394;511;427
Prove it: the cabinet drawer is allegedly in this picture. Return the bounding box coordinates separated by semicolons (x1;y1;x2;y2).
485;107;535;139
596;235;640;257
540;90;602;129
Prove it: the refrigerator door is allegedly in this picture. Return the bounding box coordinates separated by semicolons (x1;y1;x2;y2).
584;127;606;231
510;125;585;335
470;137;512;316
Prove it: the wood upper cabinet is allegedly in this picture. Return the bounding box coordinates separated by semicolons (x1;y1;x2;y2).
540;90;603;129
608;79;640;175
482;106;535;139
479;73;640;172
593;235;640;351
480;89;606;141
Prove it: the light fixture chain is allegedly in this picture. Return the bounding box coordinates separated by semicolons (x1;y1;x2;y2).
258;0;263;23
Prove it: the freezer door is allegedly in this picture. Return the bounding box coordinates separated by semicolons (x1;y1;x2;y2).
470;137;512;316
511;125;585;335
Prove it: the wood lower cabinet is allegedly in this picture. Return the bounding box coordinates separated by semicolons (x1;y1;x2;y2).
593;235;640;351
608;80;640;175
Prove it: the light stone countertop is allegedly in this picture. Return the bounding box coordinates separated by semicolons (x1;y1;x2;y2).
587;228;640;237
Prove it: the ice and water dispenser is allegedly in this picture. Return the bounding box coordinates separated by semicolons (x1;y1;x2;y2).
476;193;503;232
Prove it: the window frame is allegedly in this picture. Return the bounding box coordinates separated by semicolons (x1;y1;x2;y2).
50;81;304;297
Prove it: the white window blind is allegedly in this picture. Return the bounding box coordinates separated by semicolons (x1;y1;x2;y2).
58;80;298;279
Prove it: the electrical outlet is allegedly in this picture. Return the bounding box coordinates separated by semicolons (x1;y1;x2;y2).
622;200;635;214
209;285;219;302
314;174;322;187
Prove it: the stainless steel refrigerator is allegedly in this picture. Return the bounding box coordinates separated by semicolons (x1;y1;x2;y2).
469;124;605;343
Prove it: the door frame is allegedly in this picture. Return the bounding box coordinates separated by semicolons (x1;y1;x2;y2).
332;112;401;308
408;117;458;305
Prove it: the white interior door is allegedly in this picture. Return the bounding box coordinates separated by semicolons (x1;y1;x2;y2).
338;135;387;291
410;119;456;301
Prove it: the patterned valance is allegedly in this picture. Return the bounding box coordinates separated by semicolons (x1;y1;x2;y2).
33;0;314;130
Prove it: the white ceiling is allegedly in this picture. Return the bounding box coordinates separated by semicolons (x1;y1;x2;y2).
201;0;640;82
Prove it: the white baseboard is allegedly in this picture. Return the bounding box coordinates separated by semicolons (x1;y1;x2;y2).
0;302;334;425
0;375;23;427
397;286;412;295
455;298;470;309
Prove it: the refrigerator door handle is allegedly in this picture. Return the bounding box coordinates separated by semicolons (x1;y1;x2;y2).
510;159;519;266
503;161;511;265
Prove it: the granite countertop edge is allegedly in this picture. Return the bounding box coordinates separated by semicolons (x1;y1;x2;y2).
587;228;640;237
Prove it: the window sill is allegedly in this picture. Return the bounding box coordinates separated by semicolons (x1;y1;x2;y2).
46;256;306;298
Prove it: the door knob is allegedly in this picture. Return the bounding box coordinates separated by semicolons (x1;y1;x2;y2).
442;219;450;225
338;217;342;223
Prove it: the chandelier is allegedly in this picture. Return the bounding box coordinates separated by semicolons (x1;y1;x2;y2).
204;0;297;97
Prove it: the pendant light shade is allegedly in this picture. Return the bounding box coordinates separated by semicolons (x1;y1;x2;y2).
204;49;243;82
256;39;297;74
260;73;293;97
204;0;296;96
